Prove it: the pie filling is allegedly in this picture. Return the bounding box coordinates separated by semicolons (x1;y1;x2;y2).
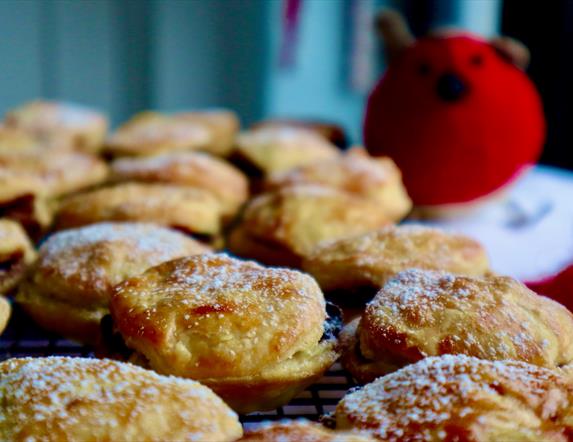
0;195;45;239
326;286;380;308
227;151;264;179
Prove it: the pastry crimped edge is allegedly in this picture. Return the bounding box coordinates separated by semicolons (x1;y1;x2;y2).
16;282;107;344
201;335;339;413
111;314;340;413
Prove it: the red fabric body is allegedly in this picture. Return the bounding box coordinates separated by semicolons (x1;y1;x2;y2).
364;35;545;206
526;264;573;312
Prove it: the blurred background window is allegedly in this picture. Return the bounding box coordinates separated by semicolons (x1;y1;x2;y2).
0;0;569;170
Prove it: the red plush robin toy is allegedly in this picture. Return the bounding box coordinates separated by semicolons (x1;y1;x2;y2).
364;11;546;216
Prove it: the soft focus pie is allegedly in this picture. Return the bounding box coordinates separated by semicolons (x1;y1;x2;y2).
232;126;340;178
0;149;108;197
252;118;348;148
16;222;210;344
228;185;392;268
266;147;412;222
55;183;223;244
110;151;248;218
109;253;340;413
0;149;108;237
104;111;211;157
4;100;108;153
341;269;573;383
0;125;40;153
335;354;573;441
303;225;490;302
0;356;242;441
175;109;240;156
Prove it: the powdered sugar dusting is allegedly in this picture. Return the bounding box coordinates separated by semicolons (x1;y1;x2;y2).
312;225;486;273
42;222;200;263
10;101;103;128
337;354;570;441
112;151;222;175
37;223;209;298
121;117;208;144
0;356;239;439
112;254;327;377
370;269;462;315
138;253;324;311
361;269;572;367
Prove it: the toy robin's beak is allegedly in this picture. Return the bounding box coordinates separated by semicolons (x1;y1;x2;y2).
436;73;468;102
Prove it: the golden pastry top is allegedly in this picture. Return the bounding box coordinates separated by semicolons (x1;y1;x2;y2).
110;151;248;216
55;182;223;235
234;126;340;176
238;185;391;257
110;253;326;379
25;222;210;309
267;147;412;221
105;111;211;157
336;354;573;441
360;269;573;369
0;356;242;441
303;225;489;291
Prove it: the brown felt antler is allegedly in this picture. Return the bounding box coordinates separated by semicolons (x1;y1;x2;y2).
375;9;415;63
490;36;531;70
375;9;530;70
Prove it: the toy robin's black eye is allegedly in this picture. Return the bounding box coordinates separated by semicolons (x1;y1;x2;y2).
418;62;431;76
470;54;484;66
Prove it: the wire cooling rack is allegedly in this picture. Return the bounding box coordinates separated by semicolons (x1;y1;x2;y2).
0;303;355;428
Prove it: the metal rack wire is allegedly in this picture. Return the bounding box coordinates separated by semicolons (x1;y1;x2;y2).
0;304;355;427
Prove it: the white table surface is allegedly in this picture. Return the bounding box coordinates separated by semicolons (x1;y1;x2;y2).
419;165;573;281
